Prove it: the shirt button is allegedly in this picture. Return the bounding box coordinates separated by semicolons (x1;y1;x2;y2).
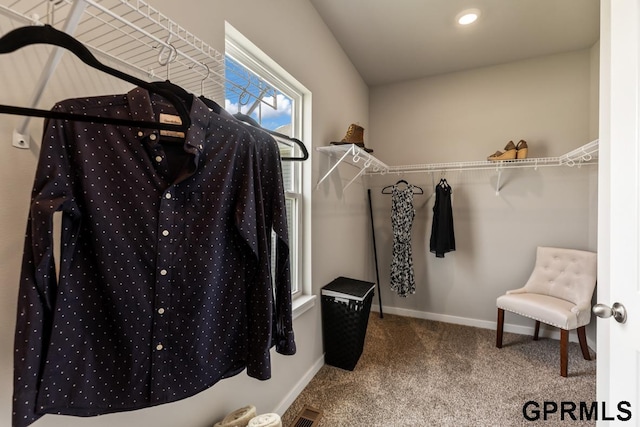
160;269;168;276
158;308;165;315
156;344;163;351
165;193;172;199
162;230;169;236
137;131;144;137
150;134;157;141
155;155;163;162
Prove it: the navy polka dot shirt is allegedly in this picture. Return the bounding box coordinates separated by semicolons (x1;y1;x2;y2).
216;108;295;356
12;88;296;427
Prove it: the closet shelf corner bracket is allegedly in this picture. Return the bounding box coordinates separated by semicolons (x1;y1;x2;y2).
315;144;390;191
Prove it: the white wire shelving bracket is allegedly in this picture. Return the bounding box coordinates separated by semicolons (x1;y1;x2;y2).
316;139;599;195
0;0;277;149
316;144;390;191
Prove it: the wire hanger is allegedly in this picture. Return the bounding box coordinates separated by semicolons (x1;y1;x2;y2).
382;179;424;194
0;25;190;132
233;112;309;162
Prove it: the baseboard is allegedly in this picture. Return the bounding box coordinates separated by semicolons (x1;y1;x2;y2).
273;354;325;416
371;304;596;350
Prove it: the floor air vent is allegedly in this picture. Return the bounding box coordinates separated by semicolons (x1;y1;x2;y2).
291;405;323;427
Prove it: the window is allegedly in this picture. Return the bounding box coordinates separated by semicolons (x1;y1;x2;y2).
224;28;308;299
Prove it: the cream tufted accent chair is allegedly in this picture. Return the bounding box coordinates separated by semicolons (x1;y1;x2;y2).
496;246;597;377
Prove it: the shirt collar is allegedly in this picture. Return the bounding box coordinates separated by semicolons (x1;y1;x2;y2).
126;86;208;157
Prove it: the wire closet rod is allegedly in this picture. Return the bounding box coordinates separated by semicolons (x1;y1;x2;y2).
367;139;599;176
315;140;598;194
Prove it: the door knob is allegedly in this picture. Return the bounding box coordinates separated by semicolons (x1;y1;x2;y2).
593;302;627;324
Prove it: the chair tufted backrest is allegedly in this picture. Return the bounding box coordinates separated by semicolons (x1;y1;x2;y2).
523;246;597;306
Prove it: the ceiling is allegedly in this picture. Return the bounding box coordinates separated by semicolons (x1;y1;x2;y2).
309;0;600;86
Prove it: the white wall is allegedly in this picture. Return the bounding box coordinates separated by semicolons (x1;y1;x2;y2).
367;48;599;343
0;1;369;426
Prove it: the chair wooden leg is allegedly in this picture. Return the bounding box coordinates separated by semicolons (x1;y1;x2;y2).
496;308;504;348
533;321;540;341
577;326;591;360
560;329;568;377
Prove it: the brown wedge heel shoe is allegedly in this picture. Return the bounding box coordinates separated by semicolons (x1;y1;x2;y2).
487;140;517;161
516;139;528;159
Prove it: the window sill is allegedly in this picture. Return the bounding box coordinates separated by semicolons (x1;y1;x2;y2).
292;294;316;320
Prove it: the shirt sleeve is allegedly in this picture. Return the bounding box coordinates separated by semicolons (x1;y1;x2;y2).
13;112;80;427
271;150;296;355
230;133;275;380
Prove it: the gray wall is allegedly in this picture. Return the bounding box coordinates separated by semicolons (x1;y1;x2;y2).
0;1;370;426
367;47;599;343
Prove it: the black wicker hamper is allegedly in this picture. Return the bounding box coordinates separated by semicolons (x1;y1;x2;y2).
321;277;375;371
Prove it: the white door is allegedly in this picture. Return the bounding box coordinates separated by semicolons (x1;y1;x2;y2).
597;0;640;422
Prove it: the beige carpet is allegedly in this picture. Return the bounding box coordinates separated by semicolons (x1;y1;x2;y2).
282;313;596;427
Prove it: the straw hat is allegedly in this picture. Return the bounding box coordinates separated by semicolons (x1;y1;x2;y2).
330;123;373;153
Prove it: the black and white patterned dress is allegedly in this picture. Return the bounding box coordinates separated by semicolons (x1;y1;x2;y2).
390;184;416;297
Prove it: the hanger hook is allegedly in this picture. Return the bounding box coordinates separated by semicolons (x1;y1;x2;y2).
200;62;210;96
157;34;177;66
157;37;178;81
238;88;252;107
166;44;177;80
158;34;178;81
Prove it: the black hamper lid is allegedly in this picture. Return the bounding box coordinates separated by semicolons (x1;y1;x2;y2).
321;276;375;301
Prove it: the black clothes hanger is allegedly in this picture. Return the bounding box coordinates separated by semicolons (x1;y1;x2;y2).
198;95;223;115
233;112;309;161
150;80;194;111
198;97;308;161
382;179;424;194
0;25;190;132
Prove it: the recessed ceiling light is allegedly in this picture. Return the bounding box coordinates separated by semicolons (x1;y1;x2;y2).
456;9;480;26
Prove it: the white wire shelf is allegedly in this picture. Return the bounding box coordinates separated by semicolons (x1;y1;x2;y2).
1;0;226;98
316;140;599;194
1;0;280;148
383;139;599;175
